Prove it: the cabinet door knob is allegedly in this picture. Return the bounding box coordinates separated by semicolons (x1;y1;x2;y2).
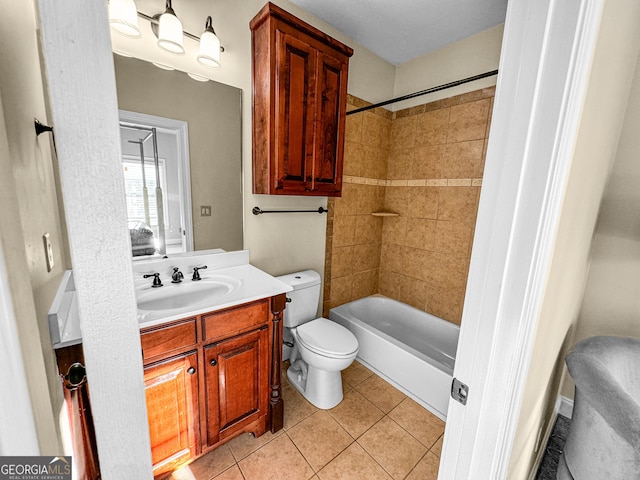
187;367;196;375
210;359;217;367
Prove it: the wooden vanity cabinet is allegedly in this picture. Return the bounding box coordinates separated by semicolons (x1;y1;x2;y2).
250;2;353;196
139;296;285;477
57;295;286;479
204;326;270;446
143;352;199;477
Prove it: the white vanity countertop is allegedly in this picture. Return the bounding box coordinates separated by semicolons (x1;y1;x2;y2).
136;262;293;328
49;250;293;348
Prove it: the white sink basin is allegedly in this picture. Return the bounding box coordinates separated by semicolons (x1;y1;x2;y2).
137;276;241;314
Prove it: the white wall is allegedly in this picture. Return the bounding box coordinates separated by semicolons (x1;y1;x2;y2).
110;0;397;319
393;24;504;111
508;0;640;477
571;56;640;347
0;0;68;454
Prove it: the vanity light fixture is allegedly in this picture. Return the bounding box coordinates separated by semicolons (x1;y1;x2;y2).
109;0;141;38
152;62;175;71
109;0;225;72
187;72;209;82
197;16;221;68
156;0;184;54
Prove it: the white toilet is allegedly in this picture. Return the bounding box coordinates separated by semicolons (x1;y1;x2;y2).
277;270;359;409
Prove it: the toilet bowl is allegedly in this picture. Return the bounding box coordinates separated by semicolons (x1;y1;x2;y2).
276;271;359;409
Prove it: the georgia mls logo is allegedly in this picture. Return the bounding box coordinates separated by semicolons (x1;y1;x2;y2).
0;456;72;480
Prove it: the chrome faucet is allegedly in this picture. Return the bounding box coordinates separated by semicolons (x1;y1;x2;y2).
171;267;184;283
192;265;207;281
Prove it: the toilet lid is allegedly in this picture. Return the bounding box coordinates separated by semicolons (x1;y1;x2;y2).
296;318;359;357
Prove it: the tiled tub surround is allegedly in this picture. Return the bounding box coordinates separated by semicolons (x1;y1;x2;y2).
324;88;494;325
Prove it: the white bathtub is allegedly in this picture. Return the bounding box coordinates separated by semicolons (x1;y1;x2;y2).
330;295;460;420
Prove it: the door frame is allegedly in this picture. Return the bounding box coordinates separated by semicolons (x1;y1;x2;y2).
439;0;604;477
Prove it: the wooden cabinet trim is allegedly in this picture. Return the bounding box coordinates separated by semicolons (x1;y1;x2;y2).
202;299;269;343
250;2;353;58
141;317;197;363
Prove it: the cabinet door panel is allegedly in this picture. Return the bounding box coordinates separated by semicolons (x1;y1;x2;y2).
204;328;269;446
275;30;317;193
313;52;348;195
144;352;198;476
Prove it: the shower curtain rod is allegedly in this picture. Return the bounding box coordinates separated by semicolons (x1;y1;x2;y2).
346;69;498;116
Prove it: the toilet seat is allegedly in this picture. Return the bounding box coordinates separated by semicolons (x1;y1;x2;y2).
296;318;358;358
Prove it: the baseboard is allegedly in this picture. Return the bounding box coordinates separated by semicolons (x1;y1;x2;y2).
558;395;574;419
527;395;573;480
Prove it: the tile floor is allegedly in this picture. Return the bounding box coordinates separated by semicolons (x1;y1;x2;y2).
166;361;445;480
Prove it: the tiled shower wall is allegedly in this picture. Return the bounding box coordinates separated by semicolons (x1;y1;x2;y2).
324;88;494;325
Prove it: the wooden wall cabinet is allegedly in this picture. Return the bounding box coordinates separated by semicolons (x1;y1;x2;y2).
251;2;353;196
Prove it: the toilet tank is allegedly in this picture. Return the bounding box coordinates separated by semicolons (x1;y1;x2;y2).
276;270;321;328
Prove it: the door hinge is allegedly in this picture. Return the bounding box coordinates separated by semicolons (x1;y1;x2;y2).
451;378;469;405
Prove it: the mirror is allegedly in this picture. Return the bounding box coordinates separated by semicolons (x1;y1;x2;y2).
113;54;243;256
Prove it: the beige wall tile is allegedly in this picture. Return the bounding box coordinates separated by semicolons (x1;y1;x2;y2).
407;187;439;219
384;186;409;215
334;183;358;216
447;98;491;143
345;113;363;144
413;145;445;179
325;90;492;327
353;243;381;272
343;141;364;177
416;108;450;147
381;216;407;245
401;277;430;311
330;275;354;308
427;251;468;292
402;247;431;281
443;140;484;178
332;215;357;248
331;246;354;278
428;286;465;325
380;243;404;273
378;271;403;299
362;112;388;149
434;220;473;255
352;270;379;299
355;215;383;245
387;148;414;180
437;186;480;222
405;218;437;250
391;115;417;150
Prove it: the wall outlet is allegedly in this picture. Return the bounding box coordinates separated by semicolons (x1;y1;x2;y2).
43;233;54;272
200;206;212;217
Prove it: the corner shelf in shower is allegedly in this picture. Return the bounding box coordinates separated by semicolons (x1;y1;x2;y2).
371;211;400;217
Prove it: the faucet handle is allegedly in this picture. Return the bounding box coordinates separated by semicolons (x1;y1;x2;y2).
192;265;208;281
143;273;163;288
171;267;184;283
